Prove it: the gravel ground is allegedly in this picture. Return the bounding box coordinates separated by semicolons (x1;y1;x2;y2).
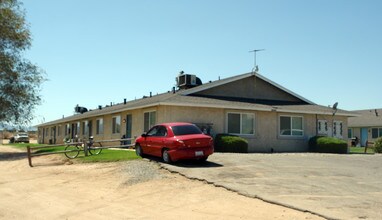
121;159;170;185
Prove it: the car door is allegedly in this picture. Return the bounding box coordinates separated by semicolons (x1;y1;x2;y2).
142;126;159;155
150;126;168;157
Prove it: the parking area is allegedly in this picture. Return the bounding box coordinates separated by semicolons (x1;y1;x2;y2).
161;153;382;220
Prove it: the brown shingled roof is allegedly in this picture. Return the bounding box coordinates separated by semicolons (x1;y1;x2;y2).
348;109;382;127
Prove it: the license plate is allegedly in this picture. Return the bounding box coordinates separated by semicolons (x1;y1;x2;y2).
195;151;204;156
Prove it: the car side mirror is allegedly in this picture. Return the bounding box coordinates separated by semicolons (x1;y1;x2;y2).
141;133;147;138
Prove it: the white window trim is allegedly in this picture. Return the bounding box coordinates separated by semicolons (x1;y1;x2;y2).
112;115;121;134
333;120;343;138
318;119;328;135
348;128;353;139
279;115;304;137
226;112;255;135
371;127;382;139
144;111;157;132
96;118;104;135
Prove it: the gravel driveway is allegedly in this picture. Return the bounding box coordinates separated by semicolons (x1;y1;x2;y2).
161;153;382;220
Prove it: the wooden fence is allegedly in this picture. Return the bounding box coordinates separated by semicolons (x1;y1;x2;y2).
27;138;134;167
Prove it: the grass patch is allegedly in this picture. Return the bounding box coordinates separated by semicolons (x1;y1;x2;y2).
5;143;140;162
76;149;140;163
6;143;66;154
350;147;375;154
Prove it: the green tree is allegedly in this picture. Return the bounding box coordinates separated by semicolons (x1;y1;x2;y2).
0;0;45;125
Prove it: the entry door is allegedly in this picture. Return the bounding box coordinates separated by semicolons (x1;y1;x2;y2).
361;128;368;147
53;127;56;144
125;114;132;144
88;121;93;137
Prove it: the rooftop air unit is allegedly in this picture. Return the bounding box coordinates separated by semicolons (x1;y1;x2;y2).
176;72;202;89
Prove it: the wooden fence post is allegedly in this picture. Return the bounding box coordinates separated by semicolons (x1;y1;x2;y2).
83;140;88;156
27;146;33;167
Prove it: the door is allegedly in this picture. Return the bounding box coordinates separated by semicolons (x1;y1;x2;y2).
125;114;132;145
88;121;93;137
53;127;56;144
361;128;368;147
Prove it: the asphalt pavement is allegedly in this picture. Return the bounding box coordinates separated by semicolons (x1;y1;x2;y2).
161;153;382;220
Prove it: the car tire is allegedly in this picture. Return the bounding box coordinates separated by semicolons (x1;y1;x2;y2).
162;149;172;163
198;156;208;162
135;144;144;157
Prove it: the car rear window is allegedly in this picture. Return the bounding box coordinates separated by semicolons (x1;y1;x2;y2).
172;125;203;136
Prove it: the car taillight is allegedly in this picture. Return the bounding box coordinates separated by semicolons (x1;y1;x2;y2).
176;140;186;148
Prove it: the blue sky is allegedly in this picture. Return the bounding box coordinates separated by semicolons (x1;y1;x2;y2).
22;0;381;125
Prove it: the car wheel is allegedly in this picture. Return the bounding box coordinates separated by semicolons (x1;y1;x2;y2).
198;156;208;162
135;144;144;157
162;149;172;163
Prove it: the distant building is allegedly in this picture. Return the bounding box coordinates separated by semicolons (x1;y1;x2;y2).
348;109;382;146
37;72;354;152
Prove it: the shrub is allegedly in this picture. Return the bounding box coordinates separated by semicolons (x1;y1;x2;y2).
309;136;348;154
374;138;382;153
214;133;248;153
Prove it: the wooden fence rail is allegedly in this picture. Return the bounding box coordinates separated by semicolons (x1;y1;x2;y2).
27;138;135;167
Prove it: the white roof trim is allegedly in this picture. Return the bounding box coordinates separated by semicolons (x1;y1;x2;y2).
158;101;273;112
275;108;358;116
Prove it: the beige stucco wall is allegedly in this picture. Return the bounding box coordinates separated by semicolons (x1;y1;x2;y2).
38;105;348;153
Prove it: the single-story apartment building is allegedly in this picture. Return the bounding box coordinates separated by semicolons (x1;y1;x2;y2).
37;71;355;152
348;109;382;146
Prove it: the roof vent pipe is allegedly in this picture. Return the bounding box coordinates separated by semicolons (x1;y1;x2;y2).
124;98;127;104
150;92;152;97
98;105;102;110
172;87;176;94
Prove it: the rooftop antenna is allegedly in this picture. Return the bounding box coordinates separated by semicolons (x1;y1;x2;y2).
249;49;265;72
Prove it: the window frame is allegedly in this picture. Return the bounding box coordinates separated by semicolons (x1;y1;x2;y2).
348;128;353;139
144;111;157;132
226;112;255;135
279;115;304;137
333;120;343;138
82;120;89;136
96;118;104;135
372;127;382;139
112;115;121;134
317;119;328;135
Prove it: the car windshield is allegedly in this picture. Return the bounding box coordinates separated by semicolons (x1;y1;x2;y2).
18;133;28;137
172;125;202;136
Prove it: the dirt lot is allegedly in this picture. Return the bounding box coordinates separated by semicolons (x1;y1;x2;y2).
0;145;322;219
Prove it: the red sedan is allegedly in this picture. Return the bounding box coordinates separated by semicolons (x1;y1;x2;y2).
135;122;214;163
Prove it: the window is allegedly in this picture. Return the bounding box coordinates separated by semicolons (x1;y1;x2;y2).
318;120;328;135
333;121;343;138
144;111;156;132
112;116;121;134
73;122;80;136
280;116;303;136
96;118;104;135
372;128;382;139
173;125;202;136
348;128;353;139
57;125;61;136
227;113;255;135
82;121;88;135
65;124;70;136
147;126;168;137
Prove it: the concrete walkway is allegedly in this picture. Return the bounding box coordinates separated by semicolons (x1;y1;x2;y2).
161;153;382;220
